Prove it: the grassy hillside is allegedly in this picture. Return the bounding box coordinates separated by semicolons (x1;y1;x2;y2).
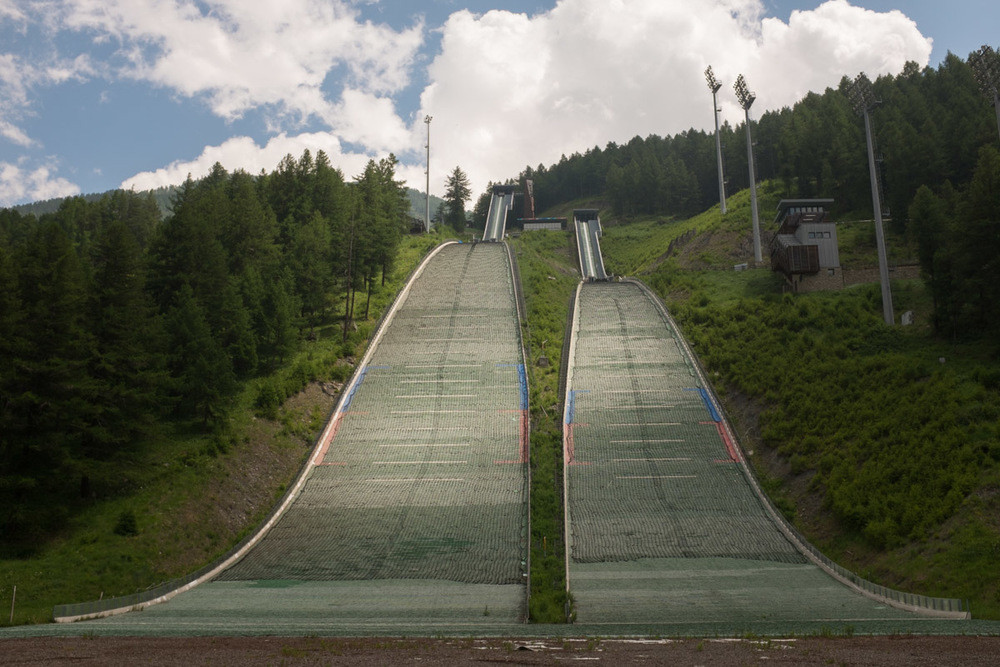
599;191;1000;619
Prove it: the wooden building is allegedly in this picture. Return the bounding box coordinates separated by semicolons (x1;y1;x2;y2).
769;199;843;292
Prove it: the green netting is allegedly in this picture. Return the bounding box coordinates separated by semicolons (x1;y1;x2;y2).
563;281;963;626
221;243;528;588
566;282;801;565
571;558;923;625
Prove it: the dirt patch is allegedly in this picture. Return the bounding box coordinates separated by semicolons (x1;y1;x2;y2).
676;229;753;269
3;635;999;665
157;382;339;575
716;384;837;547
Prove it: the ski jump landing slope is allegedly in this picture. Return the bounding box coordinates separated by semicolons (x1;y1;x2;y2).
54;242;530;635
563;280;969;631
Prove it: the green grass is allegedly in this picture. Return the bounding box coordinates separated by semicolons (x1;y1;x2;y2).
510;230;579;623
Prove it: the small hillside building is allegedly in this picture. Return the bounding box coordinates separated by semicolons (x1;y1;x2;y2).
770;199;843;292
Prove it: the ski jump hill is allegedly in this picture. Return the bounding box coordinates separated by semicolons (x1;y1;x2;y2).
5;206;984;638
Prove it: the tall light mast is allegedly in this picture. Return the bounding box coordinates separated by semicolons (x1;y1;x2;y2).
734;74;761;263
705;66;727;215
424;115;432;232
849;72;894;326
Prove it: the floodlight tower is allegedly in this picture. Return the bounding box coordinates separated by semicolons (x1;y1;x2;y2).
734;74;762;263
969;45;1000;142
849;72;894;326
705;66;727;215
424;115;433;232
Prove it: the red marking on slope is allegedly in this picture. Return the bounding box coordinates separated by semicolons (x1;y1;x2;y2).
311;414;340;465
495;409;530;465
715;422;740;463
564;422;591;466
566;422;575;464
520;410;529;463
700;420;740;463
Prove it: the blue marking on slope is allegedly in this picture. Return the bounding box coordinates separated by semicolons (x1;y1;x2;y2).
685;387;721;422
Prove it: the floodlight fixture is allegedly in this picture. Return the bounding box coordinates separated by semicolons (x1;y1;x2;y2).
735;73;761;261
734;74;755;110
969;45;1000;142
848;72;877;115
424;115;432;232
706;66;727;214
849;72;894;325
705;65;722;93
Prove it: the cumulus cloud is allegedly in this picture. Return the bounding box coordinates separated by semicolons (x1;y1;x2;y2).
3;0;934;206
0;159;80;206
56;0;424;124
417;0;932;196
120;132;375;191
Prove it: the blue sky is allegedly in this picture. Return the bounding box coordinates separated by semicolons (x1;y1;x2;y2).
1;0;997;206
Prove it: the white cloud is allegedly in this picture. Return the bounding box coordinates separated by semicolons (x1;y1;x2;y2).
0;159;80;206
56;0;424;124
327;88;411;153
120;132;374;191
416;0;932;197
0;51;95;149
108;0;932;201
0;0;26;22
0;119;34;147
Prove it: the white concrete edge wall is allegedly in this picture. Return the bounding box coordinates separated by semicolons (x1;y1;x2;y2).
561;282;583;603
55;241;460;624
504;241;532;624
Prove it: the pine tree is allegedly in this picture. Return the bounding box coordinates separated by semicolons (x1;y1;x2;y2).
165;284;236;425
87;219;167;454
444;166;472;233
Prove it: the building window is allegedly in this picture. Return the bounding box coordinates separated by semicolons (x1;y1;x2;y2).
808;232;816;239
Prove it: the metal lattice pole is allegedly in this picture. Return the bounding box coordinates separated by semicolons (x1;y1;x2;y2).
706;66;727;215
734;74;761;263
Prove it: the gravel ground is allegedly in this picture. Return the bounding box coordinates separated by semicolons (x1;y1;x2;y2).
2;635;999;665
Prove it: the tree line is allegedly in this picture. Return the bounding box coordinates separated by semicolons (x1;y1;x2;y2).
0;150;409;546
513;53;1000;338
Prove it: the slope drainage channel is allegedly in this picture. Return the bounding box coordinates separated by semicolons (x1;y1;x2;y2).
562;280;970;632
50;242;530;634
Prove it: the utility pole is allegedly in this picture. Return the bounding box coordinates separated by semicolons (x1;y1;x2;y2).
424;115;432;232
849;72;894;326
734;74;761;264
705;66;727;215
969;45;1000;142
